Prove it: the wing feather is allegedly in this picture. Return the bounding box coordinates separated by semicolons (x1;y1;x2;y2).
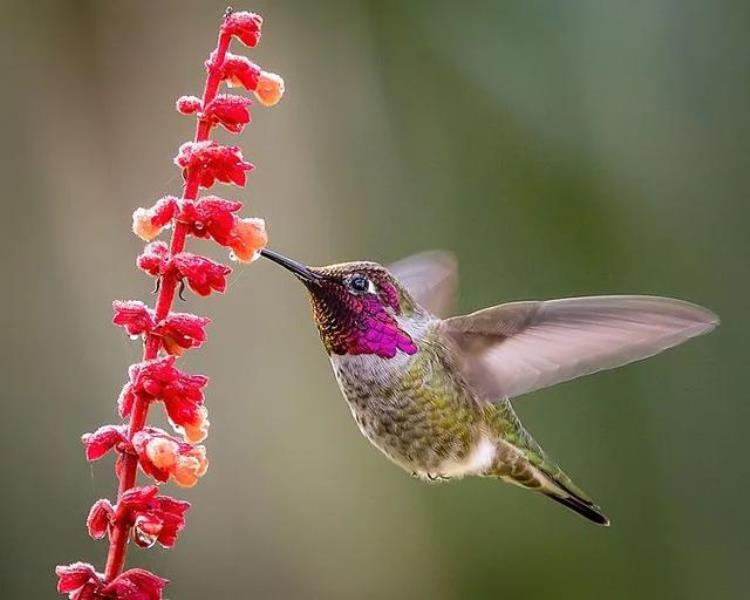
442;296;718;400
389;251;458;317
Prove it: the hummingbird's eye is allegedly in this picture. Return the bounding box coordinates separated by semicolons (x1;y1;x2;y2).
349;275;371;293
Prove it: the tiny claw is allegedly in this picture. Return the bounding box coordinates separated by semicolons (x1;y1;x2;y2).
178;280;187;301
152;278;161;295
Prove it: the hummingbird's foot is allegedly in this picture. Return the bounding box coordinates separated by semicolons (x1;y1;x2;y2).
410;471;449;482
151;277;161;295
177;279;187;301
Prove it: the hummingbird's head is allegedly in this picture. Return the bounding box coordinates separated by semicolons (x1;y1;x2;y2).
260;249;420;359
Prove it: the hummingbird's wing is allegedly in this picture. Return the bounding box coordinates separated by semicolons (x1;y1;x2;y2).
388;251;458;318
441;295;718;401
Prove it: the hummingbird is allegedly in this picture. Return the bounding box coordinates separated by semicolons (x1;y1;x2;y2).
260;248;718;525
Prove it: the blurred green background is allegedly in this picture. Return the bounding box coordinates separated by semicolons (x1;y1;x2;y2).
2;0;748;598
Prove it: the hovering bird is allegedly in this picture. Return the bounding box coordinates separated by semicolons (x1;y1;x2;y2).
260;249;718;525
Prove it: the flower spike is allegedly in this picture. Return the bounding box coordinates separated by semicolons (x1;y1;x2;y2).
58;8;285;593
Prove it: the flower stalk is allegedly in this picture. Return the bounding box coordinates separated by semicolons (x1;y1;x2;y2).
56;8;284;599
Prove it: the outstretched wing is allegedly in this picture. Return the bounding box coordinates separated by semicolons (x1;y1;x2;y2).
441;295;718;401
389;251;458;318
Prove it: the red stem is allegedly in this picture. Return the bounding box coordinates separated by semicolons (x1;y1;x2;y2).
103;24;232;582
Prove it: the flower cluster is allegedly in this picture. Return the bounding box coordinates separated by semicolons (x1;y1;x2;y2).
56;563;168;600
57;9;284;598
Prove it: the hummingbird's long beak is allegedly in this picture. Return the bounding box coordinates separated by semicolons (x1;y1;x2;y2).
260;248;321;283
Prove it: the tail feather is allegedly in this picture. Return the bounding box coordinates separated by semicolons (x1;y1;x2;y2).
485;401;610;526
538;463;610;526
543;490;610;526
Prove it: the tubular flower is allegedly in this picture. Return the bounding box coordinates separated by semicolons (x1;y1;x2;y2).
132;196;178;242
82;425;128;462
180;196;243;244
228;217;268;263
112;301;154;337
137;243;231;297
117;355;209;442
221;10;263;47
254;71;285;107
153;312;211;356
172;253;231;296
136;241;171;278
174;141;254;188
87;487;190;549
201;94;253;133
132;428;209;488
112;303;210;356
216;52;261;90
56;563;167;600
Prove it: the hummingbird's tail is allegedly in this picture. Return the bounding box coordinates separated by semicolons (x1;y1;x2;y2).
484;402;610;526
538;477;610;526
489;441;610;526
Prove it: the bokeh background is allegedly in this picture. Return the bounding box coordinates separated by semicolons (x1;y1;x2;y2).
2;1;748;598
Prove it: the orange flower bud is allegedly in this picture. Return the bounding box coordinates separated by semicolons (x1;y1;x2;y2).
172;446;208;488
181;406;210;444
229;217;267;263
145;437;179;470
254;71;284;107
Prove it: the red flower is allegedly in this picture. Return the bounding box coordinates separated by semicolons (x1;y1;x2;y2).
56;563;167;599
173;253;231;296
132;196;178;241
112;301;154;338
215;52;261;91
87;487;190;549
138;244;230;297
174;141;254;188
102;569;168;600
136;242;171;278
152;312;210;356
112;303;209;356
56;562;102;599
120;486;190;548
180;196;243;244
132;428;209;487
221;10;263;47
228;217;267;263
202;94;252;133
82;425;128;462
118;356;209;442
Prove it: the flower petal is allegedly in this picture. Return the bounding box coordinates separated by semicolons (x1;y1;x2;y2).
154;312;210;355
216;52;261;91
136;241;171;278
102;568;169;600
202;94;252;134
81;425;128;462
112;301;155;337
173;252;231;296
132;196;178;241
55;562;101;595
86;499;115;540
174;141;254;189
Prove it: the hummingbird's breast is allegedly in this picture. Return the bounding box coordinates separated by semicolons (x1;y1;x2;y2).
330;328;489;477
